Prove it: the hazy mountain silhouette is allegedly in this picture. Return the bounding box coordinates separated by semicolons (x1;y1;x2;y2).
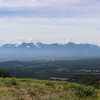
0;42;100;60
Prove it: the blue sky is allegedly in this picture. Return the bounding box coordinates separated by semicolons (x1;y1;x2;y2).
0;0;100;46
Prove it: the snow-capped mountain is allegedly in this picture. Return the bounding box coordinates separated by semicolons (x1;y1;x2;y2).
0;42;100;60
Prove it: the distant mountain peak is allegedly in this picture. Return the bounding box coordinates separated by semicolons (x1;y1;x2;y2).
0;41;100;61
67;42;75;44
1;42;99;48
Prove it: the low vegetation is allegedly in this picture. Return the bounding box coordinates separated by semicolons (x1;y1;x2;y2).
68;74;100;89
0;78;100;100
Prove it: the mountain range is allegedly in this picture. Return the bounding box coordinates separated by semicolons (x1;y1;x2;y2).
0;42;100;60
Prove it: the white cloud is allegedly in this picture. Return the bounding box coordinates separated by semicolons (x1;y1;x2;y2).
0;16;99;45
0;0;99;11
0;0;44;8
0;0;99;20
0;0;75;8
0;0;100;45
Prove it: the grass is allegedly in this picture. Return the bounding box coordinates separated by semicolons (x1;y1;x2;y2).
0;78;100;100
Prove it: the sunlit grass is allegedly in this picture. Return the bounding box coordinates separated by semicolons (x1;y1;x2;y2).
0;78;100;100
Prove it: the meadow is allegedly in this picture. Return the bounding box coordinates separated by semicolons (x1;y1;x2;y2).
0;78;100;100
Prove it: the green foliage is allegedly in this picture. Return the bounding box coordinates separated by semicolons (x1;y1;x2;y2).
64;84;97;98
68;74;100;89
0;69;11;78
28;88;36;97
3;78;18;87
45;81;54;87
10;79;18;85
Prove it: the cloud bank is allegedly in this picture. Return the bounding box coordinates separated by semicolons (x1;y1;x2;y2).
0;0;100;46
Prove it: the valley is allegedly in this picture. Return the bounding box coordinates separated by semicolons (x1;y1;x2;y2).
0;58;100;79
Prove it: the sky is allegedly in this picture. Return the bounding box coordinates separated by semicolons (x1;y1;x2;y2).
0;0;100;46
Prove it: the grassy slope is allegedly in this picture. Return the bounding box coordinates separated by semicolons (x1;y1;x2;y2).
0;78;100;100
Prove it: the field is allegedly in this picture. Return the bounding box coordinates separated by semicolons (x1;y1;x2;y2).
0;78;100;100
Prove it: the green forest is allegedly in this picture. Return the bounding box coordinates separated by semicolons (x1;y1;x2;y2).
0;58;100;79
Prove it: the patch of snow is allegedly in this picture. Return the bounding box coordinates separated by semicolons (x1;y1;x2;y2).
15;42;23;47
27;46;30;48
34;43;41;48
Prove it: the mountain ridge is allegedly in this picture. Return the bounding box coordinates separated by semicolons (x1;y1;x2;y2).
1;42;99;48
0;42;100;60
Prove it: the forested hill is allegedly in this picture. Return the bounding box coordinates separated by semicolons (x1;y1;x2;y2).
68;74;100;88
0;69;11;78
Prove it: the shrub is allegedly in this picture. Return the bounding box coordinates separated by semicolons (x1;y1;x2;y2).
3;79;18;87
28;88;36;97
64;84;97;98
10;79;18;85
45;81;54;87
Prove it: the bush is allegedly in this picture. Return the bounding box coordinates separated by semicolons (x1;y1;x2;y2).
3;79;18;87
45;81;54;87
10;79;18;85
64;84;97;98
28;88;36;97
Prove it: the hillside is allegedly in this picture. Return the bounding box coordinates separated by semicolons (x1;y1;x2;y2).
0;69;11;78
0;78;100;100
68;74;100;88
